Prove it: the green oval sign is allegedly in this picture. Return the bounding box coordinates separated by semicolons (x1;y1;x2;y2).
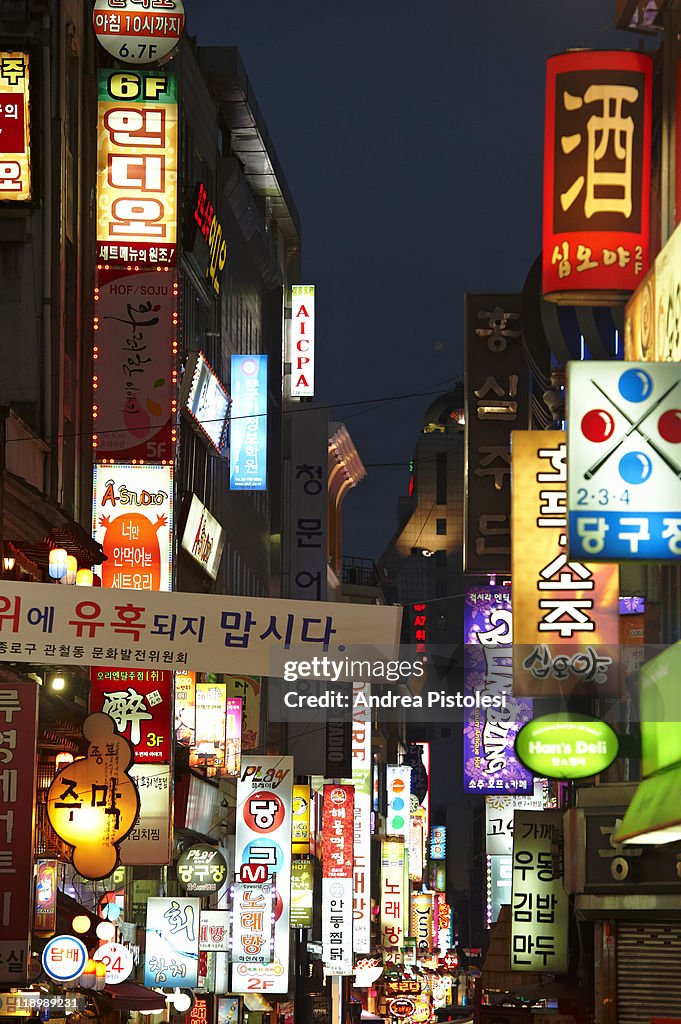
514;713;619;780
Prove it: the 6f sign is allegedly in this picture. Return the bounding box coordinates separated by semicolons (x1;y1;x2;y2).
567;361;681;561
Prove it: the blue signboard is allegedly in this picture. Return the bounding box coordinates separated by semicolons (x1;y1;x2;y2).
230;355;268;491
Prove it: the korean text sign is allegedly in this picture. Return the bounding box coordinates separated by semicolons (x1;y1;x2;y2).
542;50;652;303
96;69;177;266
0;680;38;983
93;0;185;66
233;757;293;993
0;53;30;201
380;839;405;955
567;361;681;562
231;881;274;964
119;764;172;867
90;667;171;761
144;897;200;988
510;811;568;973
322;786;354;974
230;355;268;491
512;430;619;696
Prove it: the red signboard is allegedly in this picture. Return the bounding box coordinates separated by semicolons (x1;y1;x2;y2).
0;679;38;982
90;667;172;762
322;785;354;879
542;50;653;304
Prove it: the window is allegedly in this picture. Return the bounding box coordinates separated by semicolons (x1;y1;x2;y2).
436;518;447;535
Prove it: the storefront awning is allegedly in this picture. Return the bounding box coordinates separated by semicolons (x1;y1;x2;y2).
243;993;275;1012
99;983;167;1012
614;762;681;845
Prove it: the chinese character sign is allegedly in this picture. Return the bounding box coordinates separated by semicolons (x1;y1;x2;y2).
0;679;38;983
512;430;619;696
510;811;568;973
542;50;653;303
0;53;30;202
232;757;293;993
93;464;173;591
380;839;405;955
230;356;268;491
464;294;529;573
290;286;315;397
463;587;534;795
144;897;200;988
90;667;171;761
231;881;274;964
567;361;681;562
46;713;140;880
96;69;177;266
94;268;177;462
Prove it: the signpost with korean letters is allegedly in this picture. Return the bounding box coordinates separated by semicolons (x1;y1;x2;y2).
463;587;535;795
144;896;200;988
0;53;30;202
567;361;681;561
322;785;354;975
119;763;172;866
290;861;314;928
510;811;568;973
290;286;315;398
93;0;185;65
232;757;293;993
96;69;177;267
380;839;405;960
230;356;268;491
199;910;230;952
180;495;226;581
94;268;177;463
512;430;619;696
0;679;38;983
190;685;242;778
231;881;275;964
464;295;529;573
287;404;328;601
226;675;262;751
349;680;372;953
90;668;172;761
485;783;546;858
542;50;653;304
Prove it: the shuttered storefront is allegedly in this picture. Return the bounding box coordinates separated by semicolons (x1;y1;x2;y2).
616;922;681;1023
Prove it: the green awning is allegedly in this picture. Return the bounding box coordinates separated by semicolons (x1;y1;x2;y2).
614;762;681;845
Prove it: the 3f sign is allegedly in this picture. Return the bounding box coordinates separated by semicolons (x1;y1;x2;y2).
290;285;315;398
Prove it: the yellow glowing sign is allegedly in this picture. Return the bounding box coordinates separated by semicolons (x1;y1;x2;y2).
0;53;31;201
96;69;177;265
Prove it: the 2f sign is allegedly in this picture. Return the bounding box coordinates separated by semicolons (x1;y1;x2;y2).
290;285;315;398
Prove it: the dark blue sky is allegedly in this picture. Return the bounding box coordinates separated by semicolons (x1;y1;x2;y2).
186;0;629;559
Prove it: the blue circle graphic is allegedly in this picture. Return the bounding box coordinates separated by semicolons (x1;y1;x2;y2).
391;796;405;811
619;451;653;485
618;368;653;403
242;837;284;874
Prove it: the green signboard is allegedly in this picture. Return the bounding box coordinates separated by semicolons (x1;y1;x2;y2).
640;643;681;778
515;713;618;780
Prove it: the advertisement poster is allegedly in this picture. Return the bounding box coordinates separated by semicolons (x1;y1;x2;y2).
230;355;268;491
90;667;172;761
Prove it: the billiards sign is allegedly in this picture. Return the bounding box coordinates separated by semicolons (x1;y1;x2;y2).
567;361;681;560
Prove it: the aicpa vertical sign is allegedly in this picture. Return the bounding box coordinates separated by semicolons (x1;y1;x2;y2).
542;50;653;304
290;286;315;397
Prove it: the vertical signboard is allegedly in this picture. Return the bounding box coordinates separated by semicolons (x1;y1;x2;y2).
380;839;405;959
34;860;58;937
290;860;314;928
180;494;226;580
485;782;546;857
430;825;446;861
93;464;173;590
386;766;412;842
226;676;261;751
464;295;528;573
290;286;315;398
349;680;372;953
0;53;31;201
230;356;268;491
144;897;200;987
119;764;172;866
567;361;681;562
463;587;534;795
232;757;293;993
94;268;177;462
231;881;274;964
542;51;653;304
175;671;196;746
410;892;435;956
288;404;328;600
292;784;311;855
96;69;178;266
0;680;38;982
512;430;620;696
322;785;354;974
510;811;568;973
487;856;512;928
190;684;242;778
90;667;172;761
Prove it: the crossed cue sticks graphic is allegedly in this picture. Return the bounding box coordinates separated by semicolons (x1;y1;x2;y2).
584;378;681;481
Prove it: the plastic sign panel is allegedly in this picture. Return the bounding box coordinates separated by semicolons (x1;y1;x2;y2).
386;766;411;842
42;936;88;983
0;681;38;982
463;587;534;795
90;667;172;762
232;757;293;992
485;782;546;858
290;861;314;928
292;784;311;855
515;714;619;780
429;825;446;861
189;183;227;296
625;218;681;362
190;684;242;777
542;50;653;304
230;355;268;491
226;676;262;751
199;910;230;952
0;53;31;201
510;811;568;973
93;0;185;65
487;855;512;928
512;430;619;695
94;267;177;463
349;680;372;953
34;860;58;938
93;942;134;984
182;352;231;454
144;897;200;988
567;361;681;561
93;463;173;591
177;844;228;895
322;785;354;975
380;839;405;956
290;285;315;397
119;764;172;866
96;69;177;266
410;892;434;956
175;671;196;746
46;713;139;880
231;881;274;964
181;494;225;580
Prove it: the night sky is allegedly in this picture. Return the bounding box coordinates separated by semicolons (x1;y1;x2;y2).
185;0;630;559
